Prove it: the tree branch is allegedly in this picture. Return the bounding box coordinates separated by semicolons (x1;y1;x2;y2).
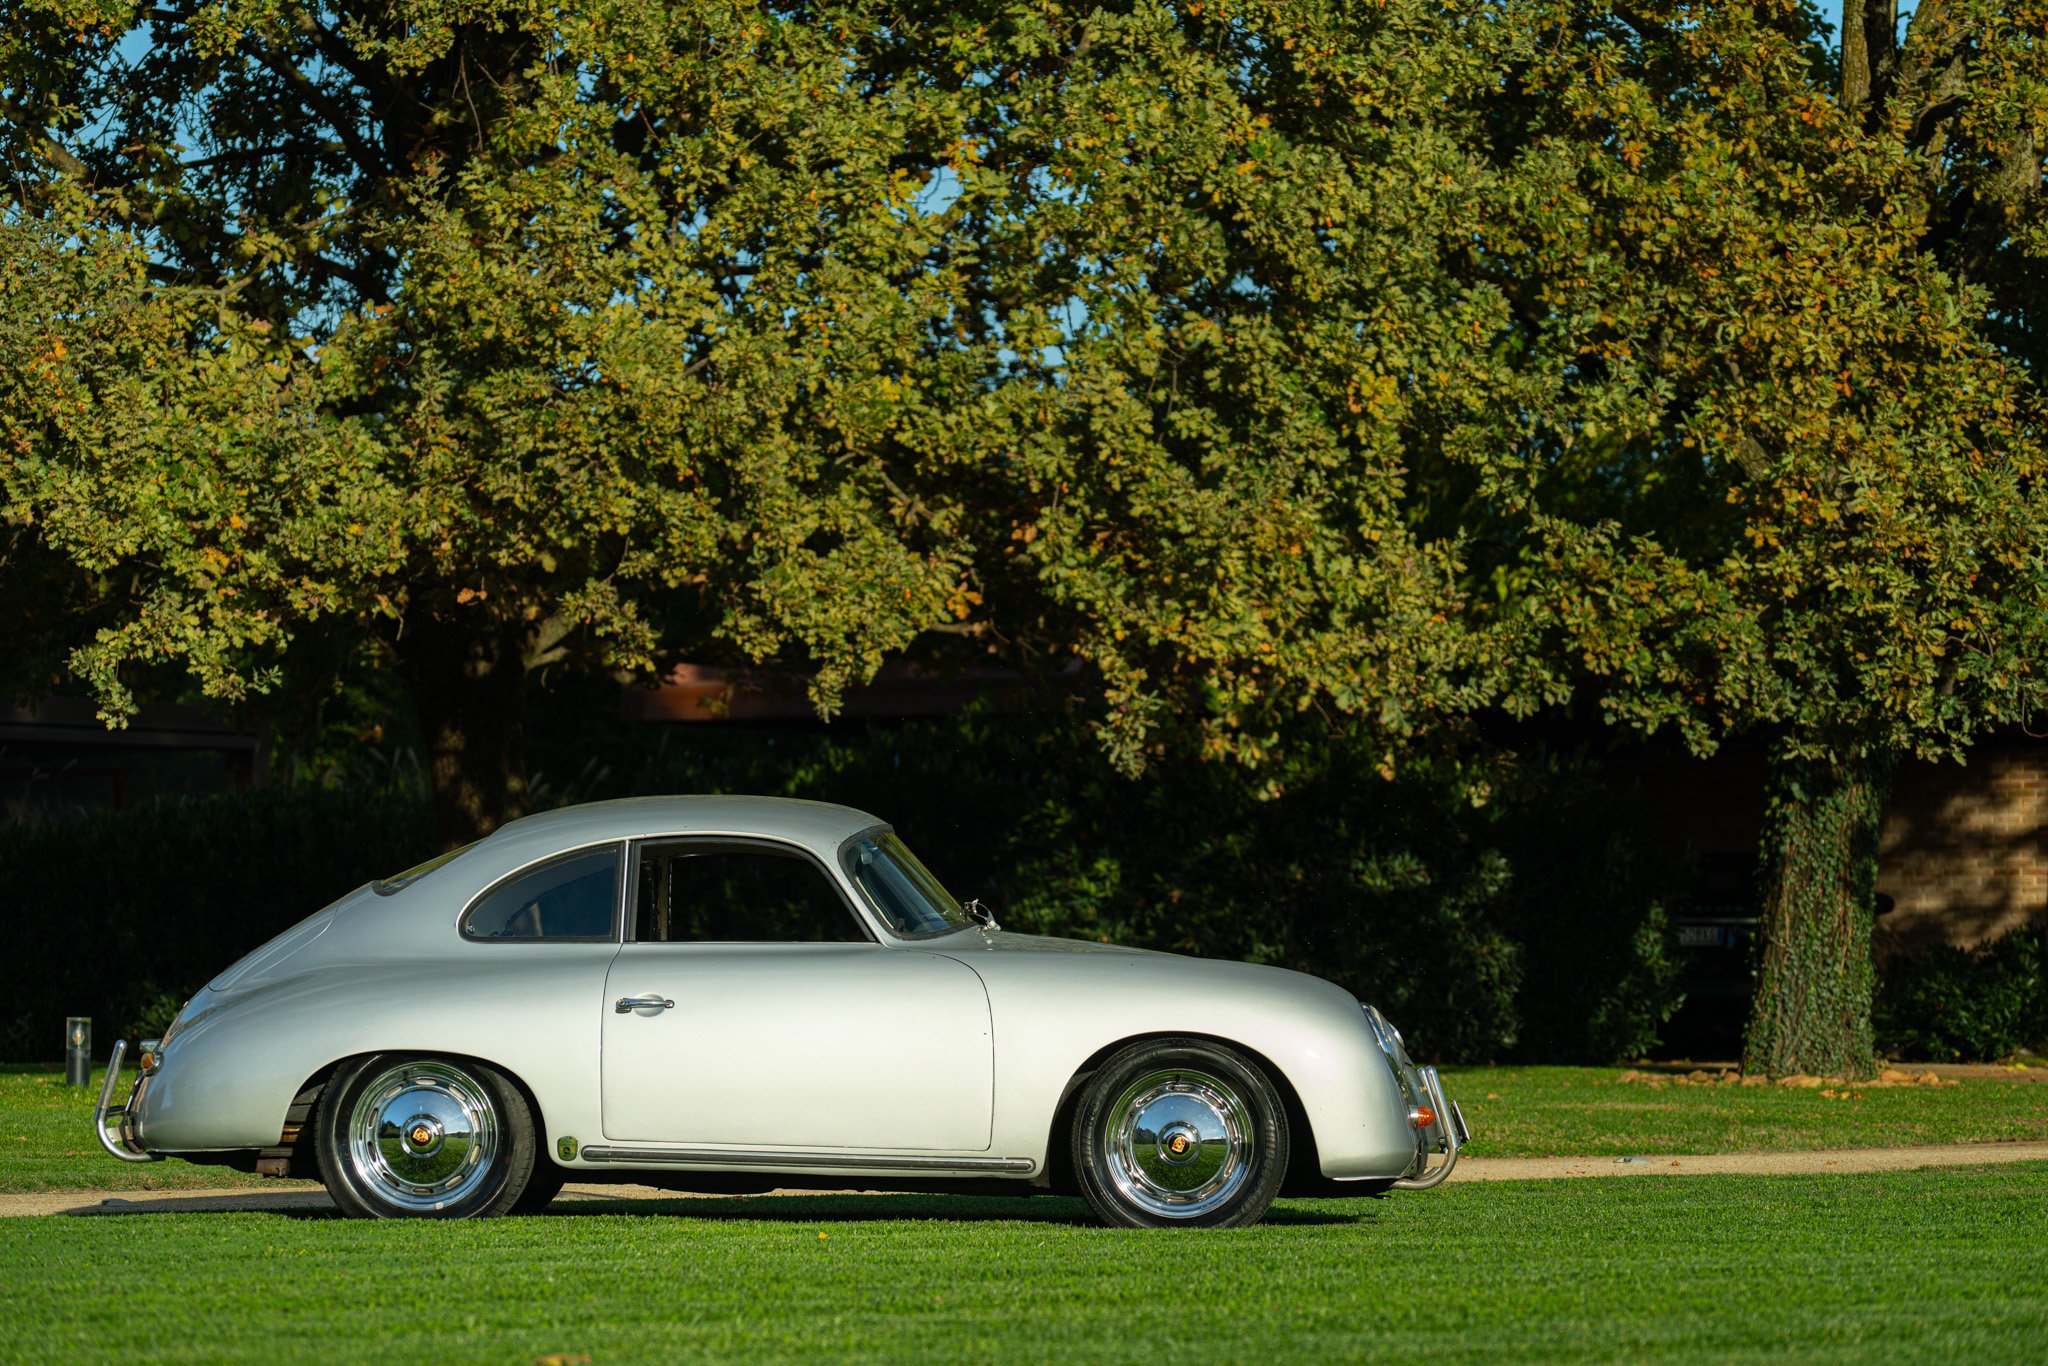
1609;4;1674;45
0;95;95;184
287;6;385;92
1841;0;1899;120
1889;0;1960;111
240;33;389;184
310;253;393;304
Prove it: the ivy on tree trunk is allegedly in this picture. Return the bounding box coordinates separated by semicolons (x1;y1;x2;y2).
1744;752;1895;1079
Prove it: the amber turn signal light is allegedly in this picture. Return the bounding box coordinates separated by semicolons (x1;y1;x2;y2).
1409;1105;1437;1129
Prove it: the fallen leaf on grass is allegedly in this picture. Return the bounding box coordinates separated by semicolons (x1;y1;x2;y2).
534;1355;591;1365
1877;1069;1957;1088
1617;1069;1744;1089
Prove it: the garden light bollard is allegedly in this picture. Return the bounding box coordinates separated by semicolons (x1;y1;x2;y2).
65;1017;91;1087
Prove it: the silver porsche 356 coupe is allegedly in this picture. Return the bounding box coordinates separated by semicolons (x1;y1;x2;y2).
96;796;1466;1227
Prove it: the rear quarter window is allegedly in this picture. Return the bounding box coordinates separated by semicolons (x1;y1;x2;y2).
461;846;622;942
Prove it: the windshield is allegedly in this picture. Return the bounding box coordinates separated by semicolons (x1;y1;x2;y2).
841;831;976;938
372;841;478;896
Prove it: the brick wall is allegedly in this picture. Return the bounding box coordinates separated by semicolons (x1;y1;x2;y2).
1611;739;2048;958
1877;747;2048;959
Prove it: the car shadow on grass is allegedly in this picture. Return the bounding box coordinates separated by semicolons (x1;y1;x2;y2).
538;1193;1364;1226
50;1191;1365;1227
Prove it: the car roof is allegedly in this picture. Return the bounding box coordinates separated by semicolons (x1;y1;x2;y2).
481;795;886;864
333;796;898;949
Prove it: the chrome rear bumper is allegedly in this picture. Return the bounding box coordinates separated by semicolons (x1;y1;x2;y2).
94;1039;159;1163
1392;1065;1467;1190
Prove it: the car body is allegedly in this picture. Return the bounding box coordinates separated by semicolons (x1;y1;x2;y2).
97;795;1465;1226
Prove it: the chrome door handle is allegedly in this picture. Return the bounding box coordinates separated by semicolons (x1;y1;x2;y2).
614;995;676;1013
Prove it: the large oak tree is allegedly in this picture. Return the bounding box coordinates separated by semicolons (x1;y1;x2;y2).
1462;0;2048;1074
2;0;1522;842
7;0;2042;1082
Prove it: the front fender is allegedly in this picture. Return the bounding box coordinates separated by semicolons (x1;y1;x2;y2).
952;948;1415;1180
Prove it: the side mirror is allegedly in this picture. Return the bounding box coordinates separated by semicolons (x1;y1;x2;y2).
963;898;999;931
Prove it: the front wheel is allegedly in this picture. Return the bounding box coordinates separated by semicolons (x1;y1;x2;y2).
512;1161;568;1214
316;1054;539;1219
1070;1037;1289;1228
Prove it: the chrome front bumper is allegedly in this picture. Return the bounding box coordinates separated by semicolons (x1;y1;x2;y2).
1392;1064;1468;1190
94;1039;159;1163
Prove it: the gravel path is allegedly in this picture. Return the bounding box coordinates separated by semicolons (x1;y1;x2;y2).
1444;1140;2048;1182
5;1140;2047;1216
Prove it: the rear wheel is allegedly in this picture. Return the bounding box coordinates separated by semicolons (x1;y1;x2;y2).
316;1055;538;1219
1070;1037;1289;1228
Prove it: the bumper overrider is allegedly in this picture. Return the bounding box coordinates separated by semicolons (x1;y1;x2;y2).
1362;1003;1470;1189
94;1039;161;1163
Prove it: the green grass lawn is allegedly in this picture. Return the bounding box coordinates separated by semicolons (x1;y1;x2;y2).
1442;1066;2048;1158
4;1164;2043;1363
11;1063;2048;1194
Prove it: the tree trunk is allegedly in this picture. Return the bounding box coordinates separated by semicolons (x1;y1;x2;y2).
396;623;533;849
1743;749;1895;1079
1839;0;1898;115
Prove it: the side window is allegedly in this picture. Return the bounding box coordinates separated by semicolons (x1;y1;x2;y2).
463;847;621;941
634;842;867;943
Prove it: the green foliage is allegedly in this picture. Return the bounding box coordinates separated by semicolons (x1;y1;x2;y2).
1876;927;2048;1063
1471;1;2048;767
1450;0;2048;1075
0;1;1014;836
0;786;436;1059
0;0;1569;840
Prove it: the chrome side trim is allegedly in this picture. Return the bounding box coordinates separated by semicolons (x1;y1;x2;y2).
577;1145;1035;1174
94;1040;160;1164
1392;1065;1460;1190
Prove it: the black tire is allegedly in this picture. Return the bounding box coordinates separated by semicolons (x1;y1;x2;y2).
512;1160;568;1214
316;1054;539;1219
1070;1036;1289;1229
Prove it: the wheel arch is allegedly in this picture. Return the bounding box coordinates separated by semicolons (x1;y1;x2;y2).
1041;1030;1322;1196
293;1049;553;1153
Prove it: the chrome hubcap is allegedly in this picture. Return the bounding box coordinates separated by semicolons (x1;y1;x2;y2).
1105;1069;1253;1219
346;1062;499;1211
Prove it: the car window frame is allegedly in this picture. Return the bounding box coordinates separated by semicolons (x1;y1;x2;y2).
837;824;980;942
623;835;879;946
457;841;628;945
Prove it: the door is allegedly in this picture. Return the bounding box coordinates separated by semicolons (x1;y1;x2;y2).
600;839;994;1151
